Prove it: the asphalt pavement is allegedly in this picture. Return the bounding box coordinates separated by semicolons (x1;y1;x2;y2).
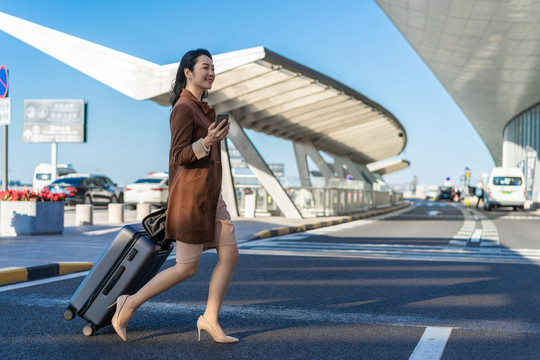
0;203;408;278
1;200;540;359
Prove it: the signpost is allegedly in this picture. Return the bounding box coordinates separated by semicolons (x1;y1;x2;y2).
23;99;87;182
0;65;8;191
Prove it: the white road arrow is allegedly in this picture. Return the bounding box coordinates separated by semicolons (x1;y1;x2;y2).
23;129;33;139
427;210;441;216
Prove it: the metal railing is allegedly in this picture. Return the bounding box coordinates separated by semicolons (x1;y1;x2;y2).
234;181;403;217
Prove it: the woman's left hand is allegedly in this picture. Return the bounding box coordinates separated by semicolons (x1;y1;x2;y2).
202;121;230;148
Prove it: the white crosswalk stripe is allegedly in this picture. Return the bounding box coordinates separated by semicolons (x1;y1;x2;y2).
239;238;540;265
409;327;452;360
241;203;539;265
447;206;503;249
480;218;500;247
499;215;540;220
448;205;476;247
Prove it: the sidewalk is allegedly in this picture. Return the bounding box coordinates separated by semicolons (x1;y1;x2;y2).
0;202;409;285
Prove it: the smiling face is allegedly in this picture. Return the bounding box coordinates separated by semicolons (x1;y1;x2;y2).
184;55;215;98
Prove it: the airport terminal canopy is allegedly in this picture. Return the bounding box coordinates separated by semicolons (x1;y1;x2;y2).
0;11;407;166
367;158;410;176
153;47;407;165
376;0;540;165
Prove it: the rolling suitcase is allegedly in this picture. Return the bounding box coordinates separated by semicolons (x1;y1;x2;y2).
63;223;173;336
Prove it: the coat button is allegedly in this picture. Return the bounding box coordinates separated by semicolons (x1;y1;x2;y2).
211;160;215;165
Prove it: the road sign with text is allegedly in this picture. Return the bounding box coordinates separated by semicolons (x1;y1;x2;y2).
23;99;86;143
0;98;10;125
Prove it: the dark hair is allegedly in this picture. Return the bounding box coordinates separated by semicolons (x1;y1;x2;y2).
170;48;212;106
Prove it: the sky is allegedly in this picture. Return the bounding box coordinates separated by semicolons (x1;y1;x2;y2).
0;0;495;188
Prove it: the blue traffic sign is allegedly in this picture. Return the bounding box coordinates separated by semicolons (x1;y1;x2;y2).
0;65;8;98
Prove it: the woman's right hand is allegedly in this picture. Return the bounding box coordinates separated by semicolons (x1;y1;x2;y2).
202;121;230;149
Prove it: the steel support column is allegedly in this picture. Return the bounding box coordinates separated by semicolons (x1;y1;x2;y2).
220;140;238;217
227;115;302;219
333;154;372;184
293;142;312;188
297;142;335;179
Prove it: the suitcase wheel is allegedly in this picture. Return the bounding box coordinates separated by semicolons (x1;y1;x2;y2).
83;325;96;336
63;308;76;321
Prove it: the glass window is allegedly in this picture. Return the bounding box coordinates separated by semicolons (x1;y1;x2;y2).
36;173;51;181
527;111;532;148
135;178;162;184
58;169;75;176
492;177;522;186
96;176;113;185
52;177;83;185
533;105;540;151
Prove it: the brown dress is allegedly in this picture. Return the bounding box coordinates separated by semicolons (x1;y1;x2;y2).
165;89;236;259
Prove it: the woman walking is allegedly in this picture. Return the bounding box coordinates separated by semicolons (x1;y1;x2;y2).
109;49;239;343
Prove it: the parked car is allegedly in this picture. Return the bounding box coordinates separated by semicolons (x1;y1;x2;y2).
60;173;124;203
92;175;124;203
124;172;168;209
437;186;454;201
43;176;118;205
33;163;76;192
484;167;525;211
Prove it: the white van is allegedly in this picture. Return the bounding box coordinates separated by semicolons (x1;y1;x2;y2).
32;163;76;192
484;167;526;211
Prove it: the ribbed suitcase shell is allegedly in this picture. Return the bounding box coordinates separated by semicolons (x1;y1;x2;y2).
66;224;173;333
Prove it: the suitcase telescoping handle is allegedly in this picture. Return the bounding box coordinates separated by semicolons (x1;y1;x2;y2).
142;207;168;245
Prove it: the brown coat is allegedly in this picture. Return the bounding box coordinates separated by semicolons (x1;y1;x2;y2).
165;89;221;244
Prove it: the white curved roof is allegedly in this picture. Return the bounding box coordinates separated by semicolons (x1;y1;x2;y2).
376;0;540;165
0;11;407;165
155;47;407;164
367;158;410;176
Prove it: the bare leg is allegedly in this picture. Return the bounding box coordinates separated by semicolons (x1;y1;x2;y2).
117;260;200;327
202;244;239;337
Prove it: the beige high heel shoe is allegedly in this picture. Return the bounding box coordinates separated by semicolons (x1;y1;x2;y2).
197;315;239;343
108;295;130;341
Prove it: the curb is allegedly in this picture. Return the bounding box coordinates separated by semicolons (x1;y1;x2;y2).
248;202;411;241
0;262;94;286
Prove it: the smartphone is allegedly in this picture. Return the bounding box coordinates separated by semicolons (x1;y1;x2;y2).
215;113;229;129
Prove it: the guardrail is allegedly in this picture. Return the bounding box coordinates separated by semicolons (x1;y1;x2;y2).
234;185;402;217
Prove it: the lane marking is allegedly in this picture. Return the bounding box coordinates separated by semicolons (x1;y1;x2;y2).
478;214;500;248
448;205;475;247
450;206;502;249
83;227;122;236
409;327;452;360
239;247;540;265
239;235;540;265
470;229;482;243
0;271;89;293
499;216;540;220
3;294;538;334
